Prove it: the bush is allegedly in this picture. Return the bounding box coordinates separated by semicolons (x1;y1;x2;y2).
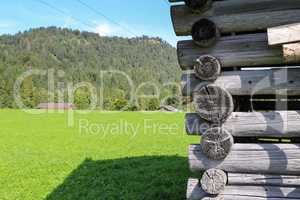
112;98;128;111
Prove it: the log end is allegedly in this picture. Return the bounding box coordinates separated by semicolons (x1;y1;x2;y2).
201;127;234;160
201;169;227;195
194;55;221;81
192;19;220;47
193;84;234;123
283;43;300;63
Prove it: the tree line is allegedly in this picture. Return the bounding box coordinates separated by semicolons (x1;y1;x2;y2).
0;27;181;110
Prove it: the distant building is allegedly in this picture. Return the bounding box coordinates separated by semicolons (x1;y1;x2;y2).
37;103;76;110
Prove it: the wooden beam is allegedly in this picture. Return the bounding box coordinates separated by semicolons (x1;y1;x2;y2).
201;171;300;189
187;178;300;200
189;173;300;199
228;173;300;187
268;23;300;46
283;43;300;63
177;33;284;70
172;1;300;36
182;68;300;97
189;144;300;175
185;111;300;137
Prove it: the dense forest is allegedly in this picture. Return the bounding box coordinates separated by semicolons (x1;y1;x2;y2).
0;27;181;110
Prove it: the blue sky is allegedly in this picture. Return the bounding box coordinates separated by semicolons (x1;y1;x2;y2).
0;0;188;46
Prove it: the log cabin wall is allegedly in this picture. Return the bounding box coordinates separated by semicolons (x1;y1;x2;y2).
167;0;300;199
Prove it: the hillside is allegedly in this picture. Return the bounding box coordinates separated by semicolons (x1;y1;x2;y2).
0;27;180;110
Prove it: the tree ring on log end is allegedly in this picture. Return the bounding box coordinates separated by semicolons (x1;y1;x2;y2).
192;19;220;47
184;0;212;11
193;84;233;123
201;168;227;195
194;55;221;81
201;127;234;160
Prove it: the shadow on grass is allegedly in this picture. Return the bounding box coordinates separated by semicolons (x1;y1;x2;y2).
45;156;190;200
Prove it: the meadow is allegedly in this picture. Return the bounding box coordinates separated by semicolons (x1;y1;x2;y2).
0;109;198;200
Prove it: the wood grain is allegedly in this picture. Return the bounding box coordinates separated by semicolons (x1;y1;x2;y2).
177;33;284;70
182;68;300;96
191;19;220;47
201;169;227;194
193;84;233;123
201;128;233;160
268;23;300;45
283;43;300;63
187;178;300;200
194;55;221;80
189;144;300;175
228;173;300;187
185;111;300;137
172;1;300;36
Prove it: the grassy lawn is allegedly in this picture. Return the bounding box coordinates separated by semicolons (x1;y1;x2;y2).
0;109;198;200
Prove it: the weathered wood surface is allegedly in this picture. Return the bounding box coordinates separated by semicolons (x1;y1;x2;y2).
201;169;227;194
172;1;300;36
193;84;233;123
182;68;300;96
201;128;233;160
194;55;221;80
283;43;300;63
228;173;300;187
268;23;300;45
186;111;300;137
191;19;220;47
177;33;284;70
187;178;300;200
189;144;300;175
185;0;212;11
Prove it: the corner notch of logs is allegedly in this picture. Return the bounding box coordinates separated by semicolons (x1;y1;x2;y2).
168;0;300;199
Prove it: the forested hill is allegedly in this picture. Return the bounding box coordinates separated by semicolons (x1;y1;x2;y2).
0;27;181;110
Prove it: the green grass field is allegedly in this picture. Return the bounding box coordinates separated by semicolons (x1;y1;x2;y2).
0;109;198;200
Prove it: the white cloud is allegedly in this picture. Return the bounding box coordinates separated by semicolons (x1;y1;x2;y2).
63;17;77;28
92;21;178;47
93;21;137;37
95;23;115;36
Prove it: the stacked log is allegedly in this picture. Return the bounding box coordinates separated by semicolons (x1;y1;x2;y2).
186;111;300;138
167;0;300;199
171;0;300;37
187;178;300;200
268;24;300;64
